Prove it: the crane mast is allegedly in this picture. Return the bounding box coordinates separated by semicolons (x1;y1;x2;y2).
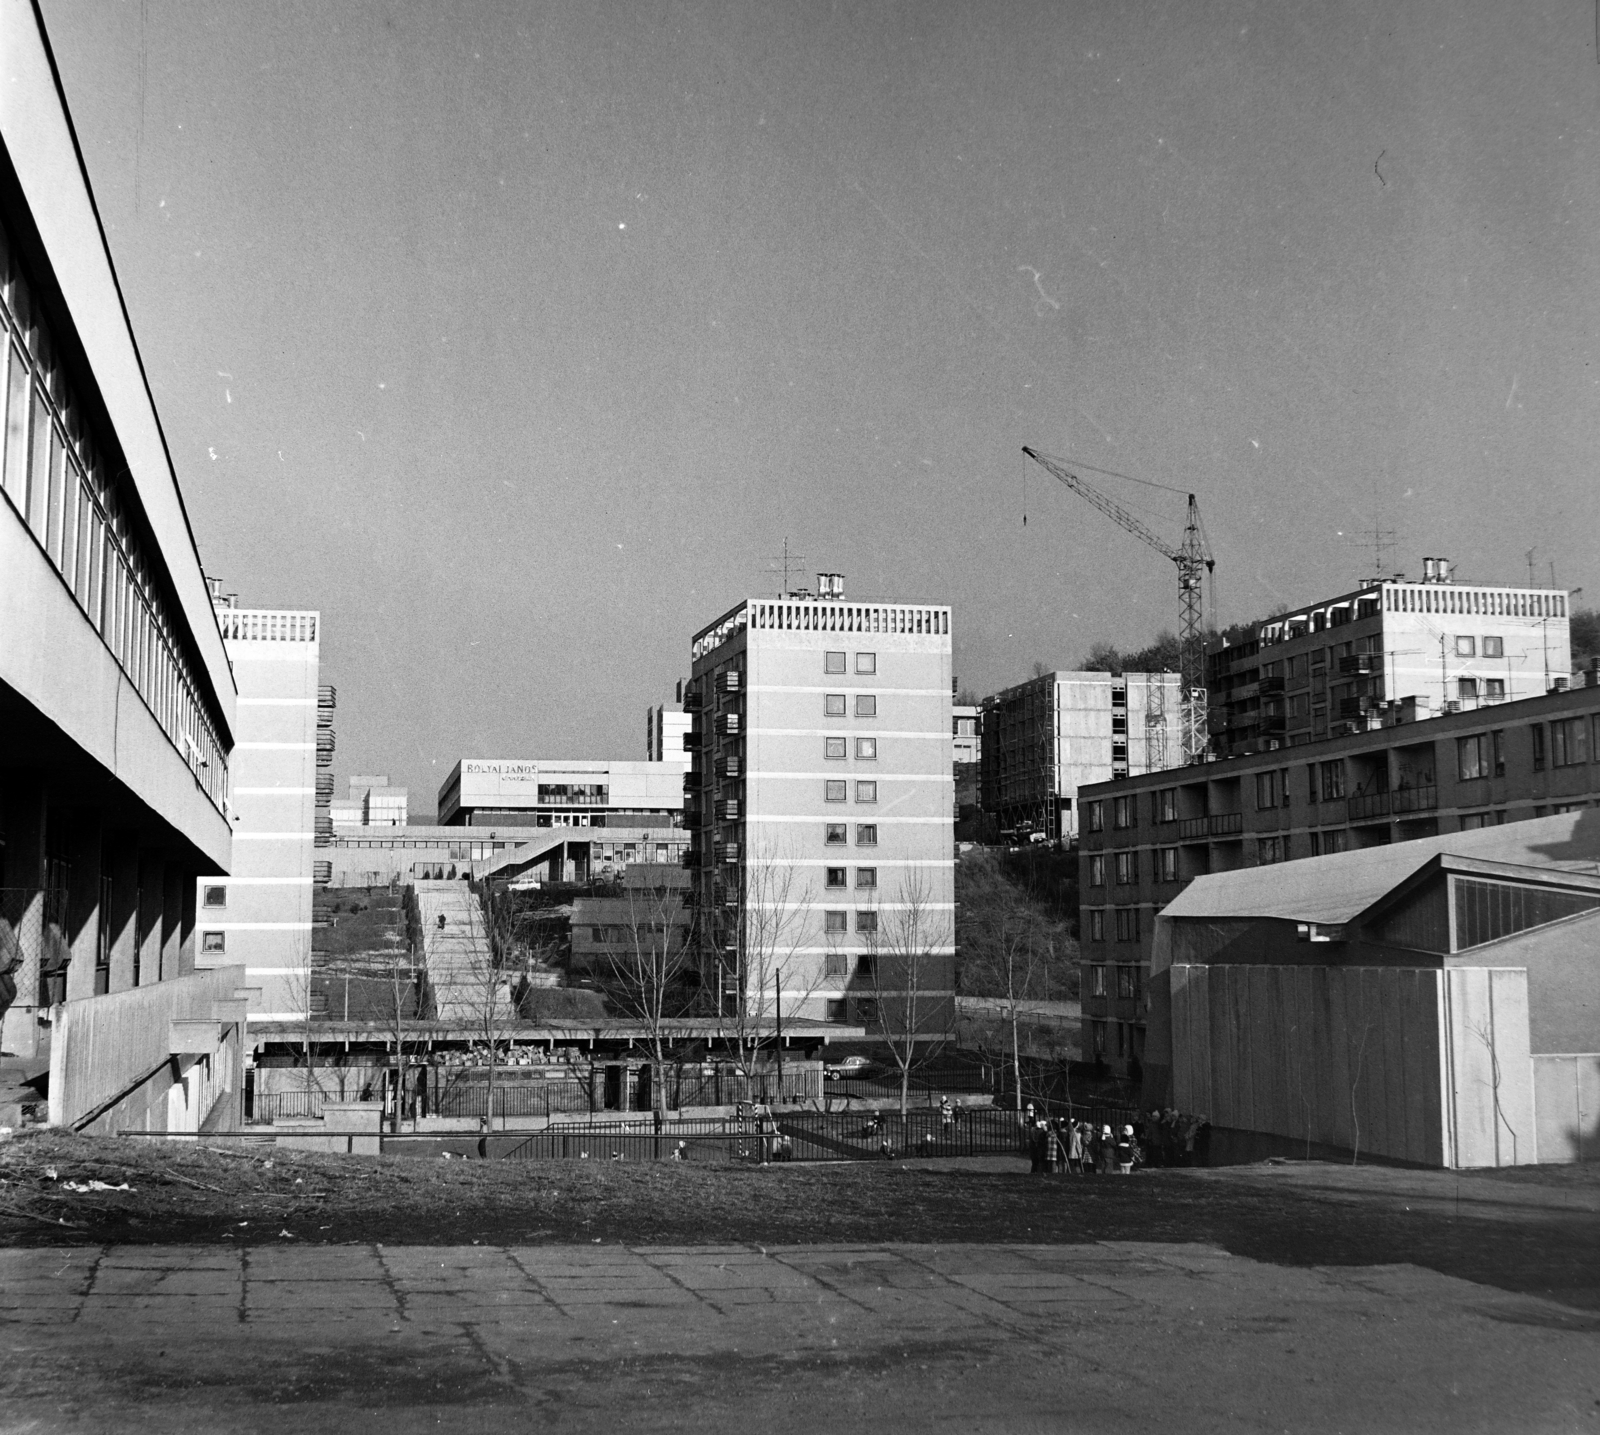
1022;446;1214;766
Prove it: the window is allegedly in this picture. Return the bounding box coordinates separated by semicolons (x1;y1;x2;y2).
1088;854;1106;887
825;736;847;760
1483;636;1504;659
1491;729;1506;777
1458;677;1478;701
826;823;847;845
855;652;876;674
1088;909;1106;942
1532;724;1546;771
1158;847;1179;882
1255;770;1279;810
825;779;847;802
856;911;878;934
825;693;846;716
1156;788;1177;823
1086;801;1104;833
202;885;227;909
1553;716;1589;768
824;910;848;934
856;868;877;889
825;958;848;981
1459;812;1489;831
856;953;875;975
1280;768;1292;806
1307;765;1319;803
1320;829;1348;855
1092;1021;1107;1056
826;868;847;889
825;651;846;674
1113;796;1133;829
1485;678;1505;701
1116;966;1136;1000
1114;851;1133;885
1319;761;1345;802
856;781;877;803
201;930;226;954
1457;734;1488;781
855;737;877;760
1114;907;1139;942
855;694;877;717
590;927;605;943
1455;636;1476;657
856;824;878;846
1090;965;1107;997
1256;835;1289;865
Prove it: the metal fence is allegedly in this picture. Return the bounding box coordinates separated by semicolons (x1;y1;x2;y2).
777;1106;1031;1161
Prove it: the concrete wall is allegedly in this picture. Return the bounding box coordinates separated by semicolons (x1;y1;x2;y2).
1533;1054;1600;1164
48;964;247;1134
1171;960;1541;1169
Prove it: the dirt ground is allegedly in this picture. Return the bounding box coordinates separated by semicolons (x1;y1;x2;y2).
3;1131;1598;1311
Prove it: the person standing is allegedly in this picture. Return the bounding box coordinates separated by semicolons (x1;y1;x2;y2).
1115;1124;1136;1175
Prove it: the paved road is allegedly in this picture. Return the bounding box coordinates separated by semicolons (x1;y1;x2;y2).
4;1239;1597;1432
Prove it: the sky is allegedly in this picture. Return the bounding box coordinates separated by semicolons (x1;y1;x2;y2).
43;0;1600;815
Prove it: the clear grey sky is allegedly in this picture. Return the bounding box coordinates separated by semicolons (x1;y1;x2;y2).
44;1;1600;813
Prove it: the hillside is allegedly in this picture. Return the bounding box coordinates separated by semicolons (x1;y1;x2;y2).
954;847;1078;1001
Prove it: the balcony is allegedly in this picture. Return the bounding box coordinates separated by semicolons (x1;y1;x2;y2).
314;814;333;847
717;755;743;780
715;799;741;822
682;731;703;751
682;768;700;794
681;805;704;830
1257;675;1285;695
716;842;741;864
716;670;743;695
682;690;705;712
1338;654;1379;676
1346;791;1391;822
1209;811;1243;837
1393;784;1439;815
1177;816;1209;841
315;772;335;803
715;713;742;738
312;860;332;886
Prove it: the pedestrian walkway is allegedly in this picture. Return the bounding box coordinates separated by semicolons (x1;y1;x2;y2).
2;1239;1595;1432
413;880;505;1023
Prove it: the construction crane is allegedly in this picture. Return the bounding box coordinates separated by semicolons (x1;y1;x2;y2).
1022;446;1215;765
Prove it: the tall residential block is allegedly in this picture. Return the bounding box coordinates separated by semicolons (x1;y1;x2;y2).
685;586;955;1030
980;671;1183;842
1209;566;1573;758
195;596;326;1021
0;0;246;1132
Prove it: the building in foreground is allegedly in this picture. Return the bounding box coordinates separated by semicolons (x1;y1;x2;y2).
685;586;954;1031
194;596;328;1022
1078;680;1600;1075
438;758;686;828
980;670;1183;843
1151;811;1600;1168
1208;564;1572;759
0;0;245;1131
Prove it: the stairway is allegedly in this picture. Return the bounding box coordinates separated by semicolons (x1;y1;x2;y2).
413;881;510;1024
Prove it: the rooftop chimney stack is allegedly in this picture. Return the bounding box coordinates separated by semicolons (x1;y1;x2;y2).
817;572;845;600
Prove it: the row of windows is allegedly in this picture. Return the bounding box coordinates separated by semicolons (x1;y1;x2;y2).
1087;964;1143;1000
824;651;877;674
826;737;877;760
1090;848;1181;888
825;823;877;846
824;694;878;717
823;909;880;934
0;222;228;810
824;780;877;803
1084;907;1141;942
824;867;877;889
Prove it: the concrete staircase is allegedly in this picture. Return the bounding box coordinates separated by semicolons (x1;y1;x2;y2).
413;881;511;1024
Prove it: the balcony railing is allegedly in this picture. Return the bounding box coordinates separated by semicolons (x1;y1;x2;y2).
716;842;741;864
715;799;741;822
682;690;705;712
1257;675;1285;695
683;769;700;794
1393;784;1439;815
716;713;742;737
1338;654;1379;676
716;670;742;694
682;731;703;750
1346;790;1391;822
717;756;743;780
1177;816;1209;841
1209;811;1243;837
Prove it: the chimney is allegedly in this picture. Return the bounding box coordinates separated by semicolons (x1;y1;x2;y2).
816;573;844;600
1421;557;1436;583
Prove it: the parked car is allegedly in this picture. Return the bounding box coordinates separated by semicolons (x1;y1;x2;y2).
825;1055;873;1079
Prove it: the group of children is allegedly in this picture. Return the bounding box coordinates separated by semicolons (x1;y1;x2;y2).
1025;1105;1139;1175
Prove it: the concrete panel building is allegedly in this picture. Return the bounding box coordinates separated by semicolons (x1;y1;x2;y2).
331;775;406;831
438;758;686;828
1079;680;1600;1075
647;704;691;762
0;0;246;1131
1209;567;1572;758
1151;812;1600;1167
194;599;325;1022
980;670;1183;843
685;588;955;1031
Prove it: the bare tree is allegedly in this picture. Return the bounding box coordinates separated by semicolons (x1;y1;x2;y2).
594;868;695;1123
717;840;819;1104
866;869;954;1137
961;890;1048;1116
1473;1018;1518;1166
452;882;520;1135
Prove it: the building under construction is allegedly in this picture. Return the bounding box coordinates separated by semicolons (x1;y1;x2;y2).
979;670;1183;843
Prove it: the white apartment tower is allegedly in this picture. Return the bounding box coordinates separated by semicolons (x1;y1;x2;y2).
196;596;330;1020
686;582;955;1033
